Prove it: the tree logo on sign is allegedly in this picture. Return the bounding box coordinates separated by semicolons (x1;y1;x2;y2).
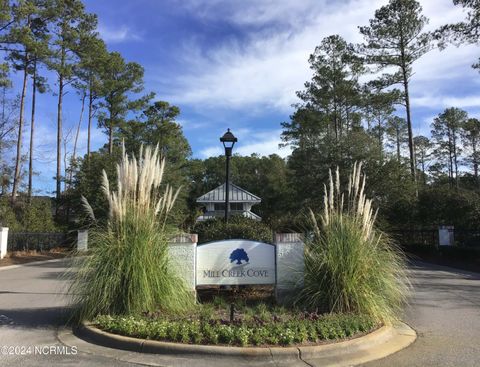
229;248;249;265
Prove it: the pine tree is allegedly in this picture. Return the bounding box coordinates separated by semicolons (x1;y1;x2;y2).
281;35;379;207
359;0;432;183
413;135;432;185
0;88;18;196
74;28;107;161
362;84;400;159
4;0;50;201
282;35;364;152
431;107;467;188
46;0;96;201
386;116;408;163
27;58;47;199
439;1;479;45
97;51;145;154
0;0;13;88
462;118;480;181
437;1;480;71
26;12;50;200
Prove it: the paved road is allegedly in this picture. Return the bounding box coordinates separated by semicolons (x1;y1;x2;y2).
0;259;479;366
362;262;480;367
0;259;135;366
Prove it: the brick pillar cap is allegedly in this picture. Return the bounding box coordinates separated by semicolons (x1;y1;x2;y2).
170;233;198;244
275;233;303;243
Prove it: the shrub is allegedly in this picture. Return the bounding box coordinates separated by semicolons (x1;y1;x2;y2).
194;215;272;243
0;197;21;230
295;163;409;324
0;197;58;232
267;213;307;234
417;187;480;229
93;310;376;347
19;198;58;232
68;145;195;322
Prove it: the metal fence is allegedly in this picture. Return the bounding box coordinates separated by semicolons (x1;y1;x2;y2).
389;229;480;248
7;232;70;252
453;230;480;247
389;229;438;247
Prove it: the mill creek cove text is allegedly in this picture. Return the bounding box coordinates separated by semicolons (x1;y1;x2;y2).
203;269;270;278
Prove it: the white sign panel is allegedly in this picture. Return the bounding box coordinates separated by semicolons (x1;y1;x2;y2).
196;240;276;286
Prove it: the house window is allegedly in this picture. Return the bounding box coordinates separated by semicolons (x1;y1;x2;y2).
230;203;243;211
214;203;243;211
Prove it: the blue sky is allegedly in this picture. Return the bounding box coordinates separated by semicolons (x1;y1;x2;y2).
5;0;480;195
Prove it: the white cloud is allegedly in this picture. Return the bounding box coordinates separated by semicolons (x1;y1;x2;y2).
237;138;291;158
163;0;388;112
199;129;291;158
199;146;222;158
163;0;475;114
412;94;480;109
179;0;331;29
177;119;209;131
411;45;479;83
98;23;140;43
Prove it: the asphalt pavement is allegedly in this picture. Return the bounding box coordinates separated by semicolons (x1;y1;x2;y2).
0;259;135;366
0;258;479;366
361;262;480;367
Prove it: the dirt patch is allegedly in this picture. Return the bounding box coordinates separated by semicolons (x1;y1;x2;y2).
197;285;275;304
0;248;70;267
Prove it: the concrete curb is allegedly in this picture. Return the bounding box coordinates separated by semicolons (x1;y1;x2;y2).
0;257;71;271
68;321;416;366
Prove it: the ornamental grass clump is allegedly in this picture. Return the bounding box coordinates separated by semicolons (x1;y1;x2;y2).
69;145;195;322
296;163;409;324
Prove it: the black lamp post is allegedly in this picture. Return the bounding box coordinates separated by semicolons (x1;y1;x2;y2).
220;129;237;222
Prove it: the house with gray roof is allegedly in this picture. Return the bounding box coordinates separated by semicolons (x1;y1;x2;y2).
196;183;261;221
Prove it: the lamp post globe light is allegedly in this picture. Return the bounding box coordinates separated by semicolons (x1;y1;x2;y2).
220;129;237;222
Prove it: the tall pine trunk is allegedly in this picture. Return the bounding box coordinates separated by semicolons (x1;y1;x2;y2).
28;60;37;200
56;44;66;207
473;139;478;182
452;130;459;189
87;77;93;161
11;58;29;202
0;87;5;167
448;133;454;188
421;152;426;185
402;69;416;183
378;118;383;160
108;109;113;154
396;125;401;162
399;27;417;186
108;125;113;154
56;74;63;202
69;91;86;187
1;85;5;121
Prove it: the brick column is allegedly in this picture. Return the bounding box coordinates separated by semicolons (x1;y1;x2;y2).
0;227;9;259
77;230;88;251
168;234;198;291
275;233;304;303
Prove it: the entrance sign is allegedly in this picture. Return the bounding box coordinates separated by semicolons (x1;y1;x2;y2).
196;240;276;286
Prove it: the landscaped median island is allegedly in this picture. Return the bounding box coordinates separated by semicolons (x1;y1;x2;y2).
67;144;412;363
92;304;378;347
